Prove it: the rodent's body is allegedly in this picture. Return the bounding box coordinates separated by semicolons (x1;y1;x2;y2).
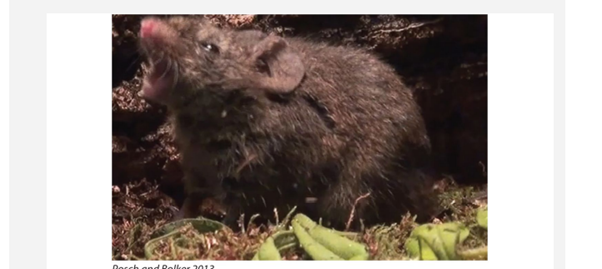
138;16;439;230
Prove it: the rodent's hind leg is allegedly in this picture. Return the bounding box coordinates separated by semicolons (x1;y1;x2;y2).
313;178;375;231
219;202;247;231
172;193;204;221
383;170;441;224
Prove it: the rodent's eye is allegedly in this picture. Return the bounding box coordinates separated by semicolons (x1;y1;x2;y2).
201;42;219;54
256;58;271;76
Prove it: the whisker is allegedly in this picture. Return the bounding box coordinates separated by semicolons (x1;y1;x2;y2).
152;55;164;67
158;58;171;80
172;63;179;87
135;45;144;54
124;54;142;73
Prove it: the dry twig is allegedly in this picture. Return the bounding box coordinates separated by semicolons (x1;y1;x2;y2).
345;192;371;231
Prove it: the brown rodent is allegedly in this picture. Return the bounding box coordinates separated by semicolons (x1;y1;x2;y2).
137;15;440;230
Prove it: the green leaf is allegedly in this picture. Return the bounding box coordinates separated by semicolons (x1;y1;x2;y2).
252;231;299;260
404;222;470;260
144;217;227;259
292;218;344;260
294;214;368;260
150;217;226;239
476;207;488;229
253;237;282;260
252;214;368;260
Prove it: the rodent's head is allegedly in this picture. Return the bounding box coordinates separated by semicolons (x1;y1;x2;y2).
137;16;306;107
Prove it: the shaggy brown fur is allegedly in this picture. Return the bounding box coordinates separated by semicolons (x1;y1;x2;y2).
137;15;439;230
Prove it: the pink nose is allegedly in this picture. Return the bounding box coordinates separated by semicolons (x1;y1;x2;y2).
140;19;157;38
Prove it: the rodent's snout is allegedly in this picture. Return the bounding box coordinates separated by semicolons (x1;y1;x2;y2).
138;17;181;105
140;18;157;39
138;17;177;46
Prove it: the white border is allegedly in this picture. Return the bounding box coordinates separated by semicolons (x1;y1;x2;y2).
566;1;602;269
2;0;10;268
7;1;570;268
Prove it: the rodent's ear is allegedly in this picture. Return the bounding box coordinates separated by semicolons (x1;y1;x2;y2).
252;35;305;94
